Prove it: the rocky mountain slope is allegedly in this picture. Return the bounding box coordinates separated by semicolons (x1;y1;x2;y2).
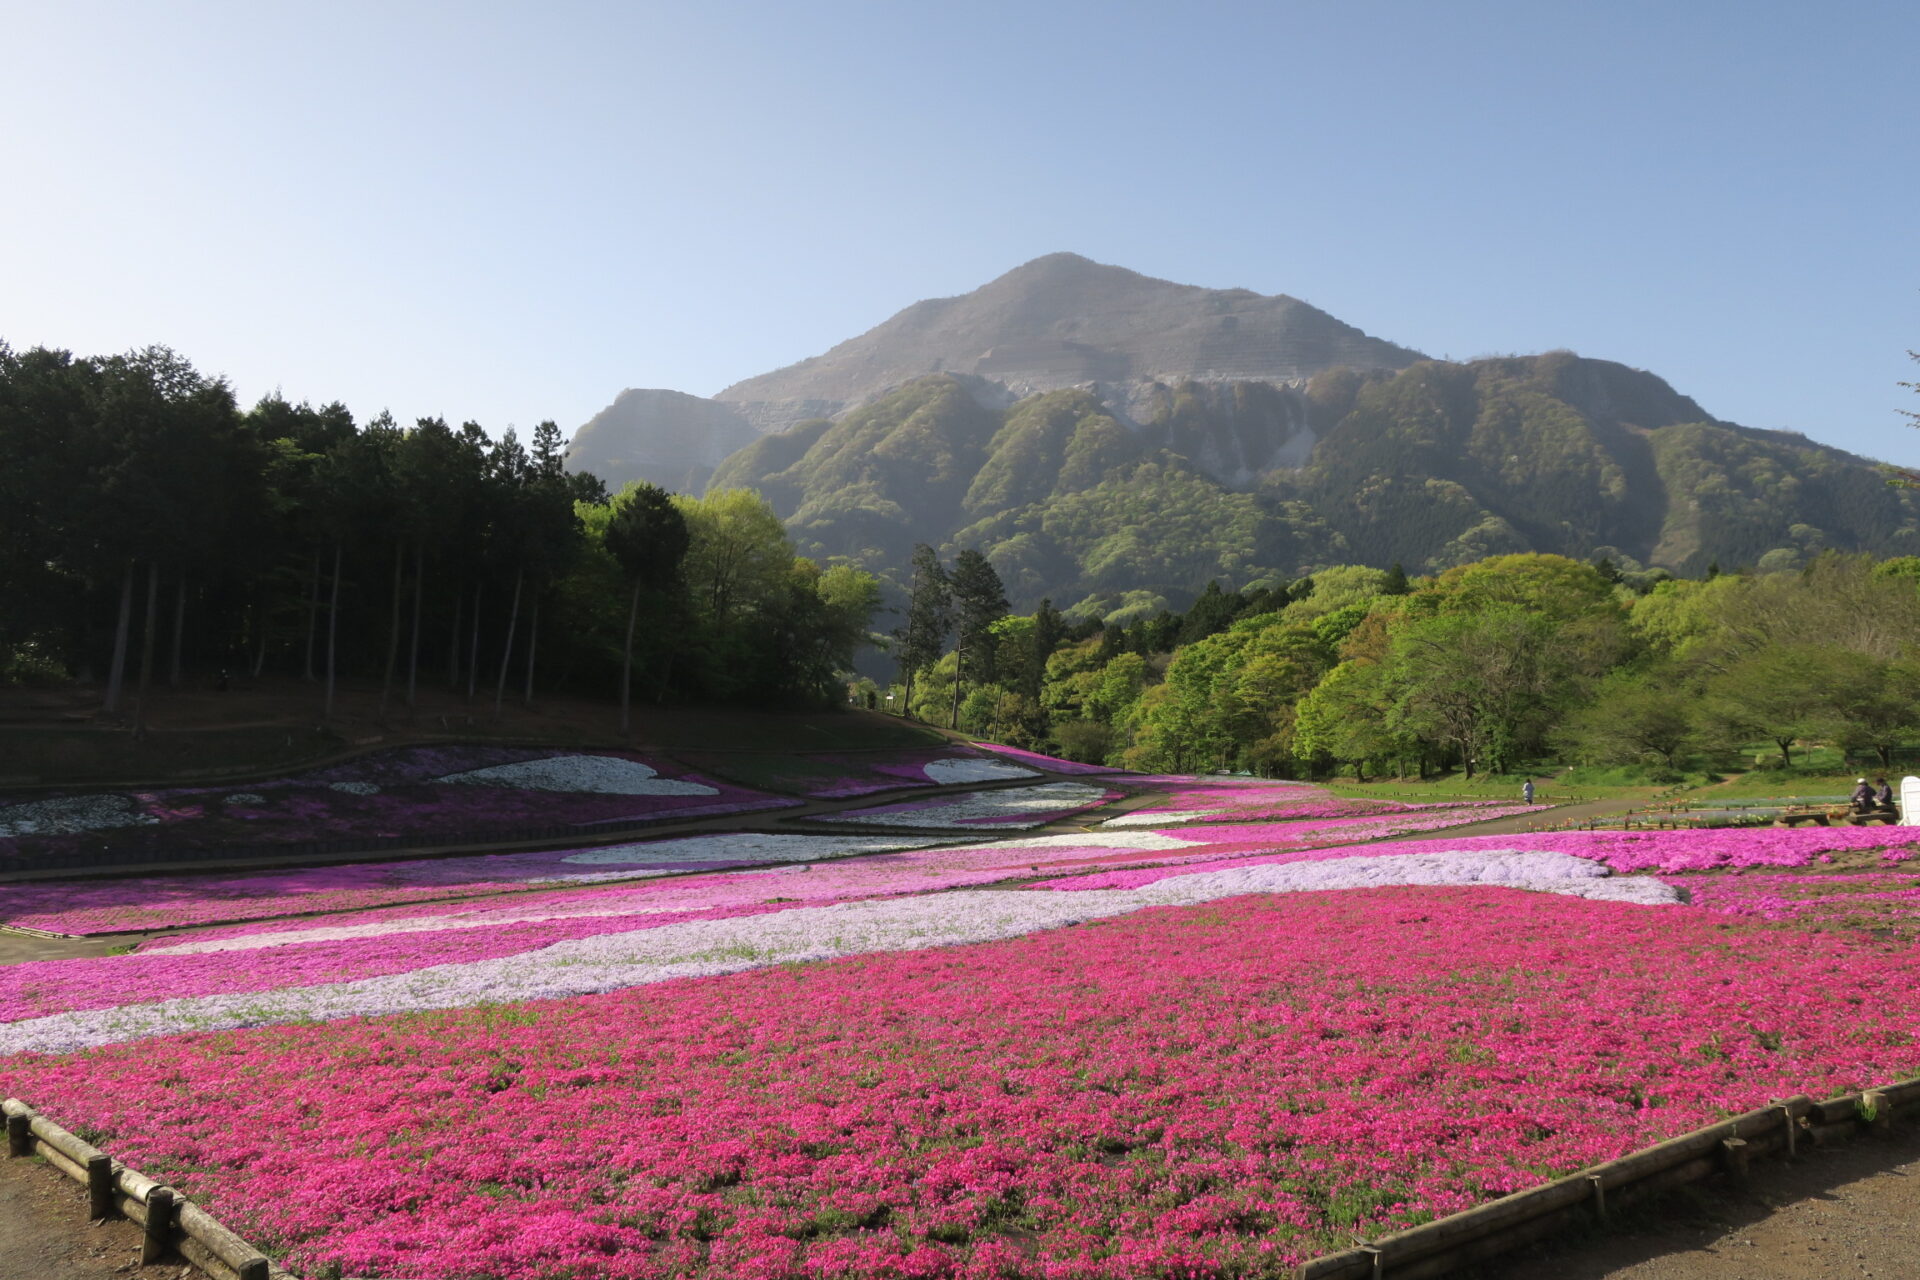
569;255;1920;615
567;254;1419;491
714;252;1421;428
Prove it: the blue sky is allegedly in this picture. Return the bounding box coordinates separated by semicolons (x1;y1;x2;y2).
3;0;1915;464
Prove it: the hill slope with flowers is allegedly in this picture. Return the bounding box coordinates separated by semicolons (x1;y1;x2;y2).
5;743;1920;1277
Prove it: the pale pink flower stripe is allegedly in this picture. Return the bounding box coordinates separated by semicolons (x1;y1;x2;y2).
969;743;1135;774
818;782;1122;828
129;833;1213;952
1037;826;1920;890
1;834;939;936
0;904;794;1023
31;800;1530;942
673;748;1032;798
6;888;1920;1278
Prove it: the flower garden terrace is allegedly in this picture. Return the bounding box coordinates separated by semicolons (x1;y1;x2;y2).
6;743;1920;1278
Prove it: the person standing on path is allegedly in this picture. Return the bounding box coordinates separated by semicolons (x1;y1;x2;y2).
1522;779;1535;805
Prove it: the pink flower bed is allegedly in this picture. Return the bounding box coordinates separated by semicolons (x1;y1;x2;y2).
1101;776;1524;827
1;857;682;937
6;888;1919;1278
1041;826;1920;891
0;745;793;863
1673;871;1920;929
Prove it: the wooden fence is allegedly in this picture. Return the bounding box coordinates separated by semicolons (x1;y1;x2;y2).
5;1096;289;1280
1293;1074;1920;1279
15;1070;1920;1280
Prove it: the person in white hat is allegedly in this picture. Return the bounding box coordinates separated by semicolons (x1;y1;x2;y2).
1851;777;1876;813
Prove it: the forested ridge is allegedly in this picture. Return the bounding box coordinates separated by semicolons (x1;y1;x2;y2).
0;343;881;714
875;547;1920;780
709;353;1920;616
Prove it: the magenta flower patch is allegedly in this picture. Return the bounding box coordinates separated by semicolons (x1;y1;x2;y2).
6;888;1920;1278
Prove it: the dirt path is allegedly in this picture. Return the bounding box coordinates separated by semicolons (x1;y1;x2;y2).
1471;1125;1920;1279
1428;793;1647;839
0;1155;186;1280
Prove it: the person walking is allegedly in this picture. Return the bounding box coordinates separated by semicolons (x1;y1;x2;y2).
1522;779;1535;805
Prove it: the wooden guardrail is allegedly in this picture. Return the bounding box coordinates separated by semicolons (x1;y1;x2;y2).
1293;1076;1920;1279
5;1097;288;1280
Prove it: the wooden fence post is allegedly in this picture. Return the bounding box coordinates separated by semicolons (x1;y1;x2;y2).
142;1186;177;1264
1719;1137;1750;1185
85;1153;113;1219
6;1112;27;1158
1863;1089;1893;1135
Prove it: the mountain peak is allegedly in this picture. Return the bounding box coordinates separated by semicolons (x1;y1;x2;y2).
715;256;1422;416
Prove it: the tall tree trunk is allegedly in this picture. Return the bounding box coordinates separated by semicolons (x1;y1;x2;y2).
133;561;160;733
407;543;424;708
466;581;483;703
379;543;404;717
621;581;639;735
902;668;914;719
303;547;321;682
448;582;462;689
949;641;965;730
522;594;539;707
103;561;135;714
251;592;269;678
168;578;187;687
493;568;523;716
324;542;342;719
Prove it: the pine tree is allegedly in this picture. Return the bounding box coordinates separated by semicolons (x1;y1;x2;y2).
946;549;1008;727
892;543;951;718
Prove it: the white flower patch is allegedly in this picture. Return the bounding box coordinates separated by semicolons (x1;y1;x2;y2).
434;755;718;796
922;758;1040;784
959;831;1204;853
822;782;1111;830
327;781;380;796
0;794;157;838
560;833;940;866
1102;809;1224;828
3;848;1680;1054
224;793;265;807
1129;849;1676;906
